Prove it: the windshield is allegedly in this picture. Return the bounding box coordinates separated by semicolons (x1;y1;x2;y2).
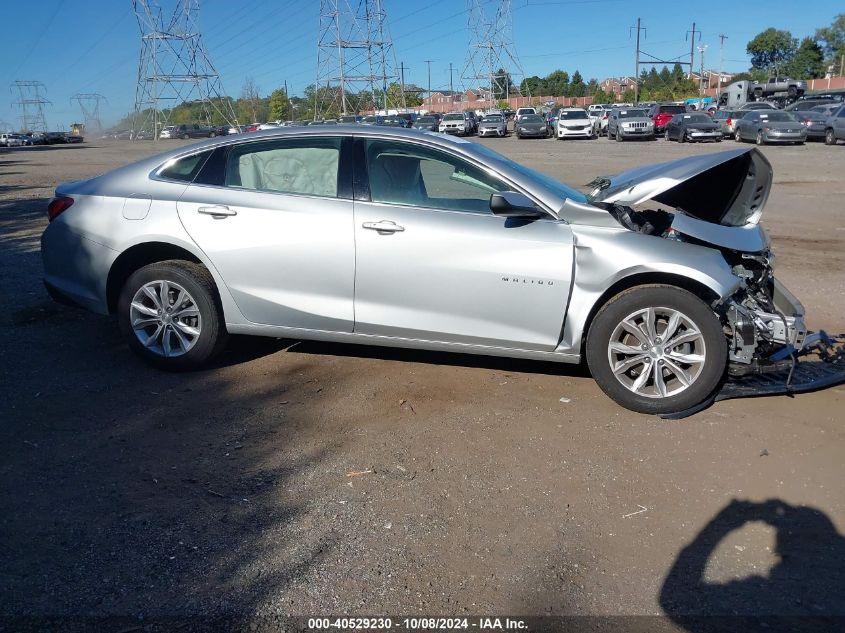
470;143;588;205
520;115;543;123
483;115;503;122
684;114;712;123
659;105;686;114
618;110;647;118
416;117;435;124
759;112;797;122
443;113;464;121
558;110;588;120
363;116;378;123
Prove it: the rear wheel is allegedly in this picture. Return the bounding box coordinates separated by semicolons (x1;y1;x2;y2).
616;129;623;142
118;260;228;370
756;130;765;145
586;285;727;414
825;128;837;145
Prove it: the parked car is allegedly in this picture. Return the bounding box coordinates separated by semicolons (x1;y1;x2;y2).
395;113;417;128
810;103;841;118
379;117;406;128
159;126;178;139
477;113;507;137
555;108;594;140
665;113;722;143
0;133;23;147
712;110;743;138
824;104;845;145
164;124;217;139
338;115;363;124
791;110;828;141
412;115;439;132
41;128;820;415
514;114;549;138
784;97;836;112
43;132;68;145
735;110;807;145
439;112;471;136
360;115;383;126
515;107;536;123
753;77;806;99
606;108;654;141
648;103;687;133
738;102;777;111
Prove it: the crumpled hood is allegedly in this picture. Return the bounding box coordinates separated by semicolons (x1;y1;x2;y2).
588;148;772;226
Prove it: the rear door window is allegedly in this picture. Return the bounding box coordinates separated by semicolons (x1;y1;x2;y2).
224;137;342;198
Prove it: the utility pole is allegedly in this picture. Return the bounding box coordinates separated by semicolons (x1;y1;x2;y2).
449;62;454;94
717;34;728;96
686;22;700;80
630;18;646;104
698;45;708;96
399;61;406;109
132;0;237;140
316;0;403;117
11;80;51;132
424;59;433;100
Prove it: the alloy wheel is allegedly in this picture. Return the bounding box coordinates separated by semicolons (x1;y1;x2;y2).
606;306;706;399
129;280;202;357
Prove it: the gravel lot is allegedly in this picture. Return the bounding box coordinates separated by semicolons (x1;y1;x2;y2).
1;135;844;630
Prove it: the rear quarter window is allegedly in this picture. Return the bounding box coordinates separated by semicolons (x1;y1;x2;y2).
158;150;213;182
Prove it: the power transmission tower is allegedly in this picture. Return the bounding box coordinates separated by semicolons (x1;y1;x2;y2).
315;0;405;118
10;80;51;132
686;23;700;80
132;0;237;140
460;0;527;105
71;93;107;134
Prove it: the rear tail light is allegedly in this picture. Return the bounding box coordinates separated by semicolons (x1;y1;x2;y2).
47;196;74;222
726;117;732;126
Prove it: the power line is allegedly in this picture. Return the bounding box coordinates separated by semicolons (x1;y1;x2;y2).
71;93;108;134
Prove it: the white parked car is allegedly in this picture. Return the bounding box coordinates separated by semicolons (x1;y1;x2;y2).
0;133;24;147
159;126;177;140
556;108;595;140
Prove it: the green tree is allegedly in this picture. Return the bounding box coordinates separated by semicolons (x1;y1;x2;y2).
545;70;570;96
815;13;845;67
492;68;516;99
268;88;292;121
519;75;544;96
785;37;826;79
570;70;586;97
591;88;614;104
586;78;598;96
746;28;797;74
621;88;636;103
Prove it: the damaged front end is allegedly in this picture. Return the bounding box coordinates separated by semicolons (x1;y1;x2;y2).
586;147;845;410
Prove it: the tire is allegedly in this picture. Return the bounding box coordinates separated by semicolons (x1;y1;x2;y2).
181;133;190;140
665;130;671;141
209;131;217;138
755;130;765;146
679;129;686;143
586;285;727;415
616;129;623;142
735;129;743;142
118;260;228;370
825;129;836;145
787;86;797;98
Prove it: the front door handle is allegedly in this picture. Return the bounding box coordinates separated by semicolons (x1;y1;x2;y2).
198;205;237;218
362;220;405;233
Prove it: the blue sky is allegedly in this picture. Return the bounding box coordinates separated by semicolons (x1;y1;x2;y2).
1;0;842;129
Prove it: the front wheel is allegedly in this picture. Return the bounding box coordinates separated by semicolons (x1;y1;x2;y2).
118;260;228;370
586;285;727;414
825;129;837;145
664;130;671;141
756;130;765;146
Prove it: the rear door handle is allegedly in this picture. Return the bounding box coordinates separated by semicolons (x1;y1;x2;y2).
362;220;404;233
198;205;237;218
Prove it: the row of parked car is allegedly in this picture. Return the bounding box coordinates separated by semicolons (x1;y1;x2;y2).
0;131;83;147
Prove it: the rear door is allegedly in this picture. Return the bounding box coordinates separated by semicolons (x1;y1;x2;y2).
351;136;573;351
176;135;356;331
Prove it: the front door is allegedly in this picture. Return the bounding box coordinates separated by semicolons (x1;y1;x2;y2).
352;137;574;351
176;136;355;331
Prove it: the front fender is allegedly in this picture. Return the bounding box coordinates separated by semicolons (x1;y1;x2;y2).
557;226;741;354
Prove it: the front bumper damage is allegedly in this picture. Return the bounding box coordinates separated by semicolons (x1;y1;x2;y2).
663;332;845;419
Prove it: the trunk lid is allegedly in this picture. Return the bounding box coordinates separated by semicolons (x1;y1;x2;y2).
587;147;772;226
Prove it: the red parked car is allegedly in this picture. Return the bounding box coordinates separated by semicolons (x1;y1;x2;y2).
647;103;687;133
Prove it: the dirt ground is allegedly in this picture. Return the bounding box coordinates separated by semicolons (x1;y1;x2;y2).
1;135;844;631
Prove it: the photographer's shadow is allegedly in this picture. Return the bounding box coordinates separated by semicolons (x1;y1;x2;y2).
660;499;845;632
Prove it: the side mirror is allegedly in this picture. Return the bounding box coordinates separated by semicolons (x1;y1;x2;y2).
489;191;545;219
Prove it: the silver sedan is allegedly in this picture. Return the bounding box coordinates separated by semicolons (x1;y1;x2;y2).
42;128;817;414
476;114;508;137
